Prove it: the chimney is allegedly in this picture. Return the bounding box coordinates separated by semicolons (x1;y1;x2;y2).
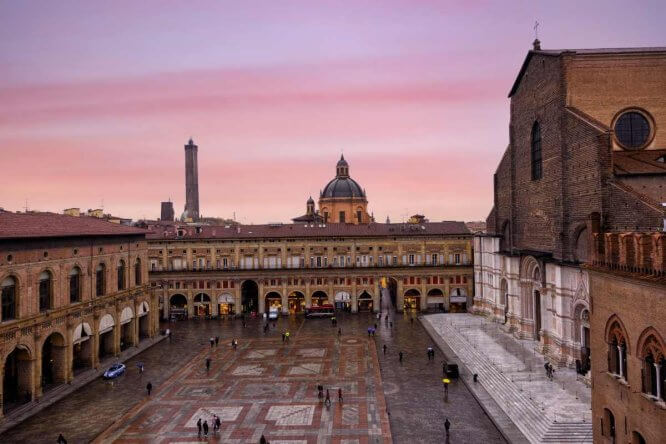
533;38;541;51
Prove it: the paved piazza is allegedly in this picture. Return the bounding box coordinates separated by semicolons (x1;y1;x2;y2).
96;335;391;443
1;302;504;443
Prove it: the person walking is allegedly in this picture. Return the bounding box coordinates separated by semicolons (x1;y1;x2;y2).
146;382;152;396
56;434;67;444
410;317;414;326
317;383;324;399
444;417;451;437
260;435;268;444
215;415;221;434
338;387;343;403
202;420;209;437
210;337;214;348
389;321;393;328
197;418;202;437
399;351;404;363
383;344;387;355
205;357;211;372
285;331;290;342
324;389;331;407
215;336;219;346
338;328;342;337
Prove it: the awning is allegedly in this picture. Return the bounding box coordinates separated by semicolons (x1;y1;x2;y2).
427;296;445;303
73;322;92;344
335;291;351;302
218;293;234;304
120;306;134;325
450;296;467;303
138;301;149;317
99;314;115;334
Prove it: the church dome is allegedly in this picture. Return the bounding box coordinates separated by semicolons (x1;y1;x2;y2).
321;155;366;199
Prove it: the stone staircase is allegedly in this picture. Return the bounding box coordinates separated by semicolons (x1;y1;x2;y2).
426;315;592;444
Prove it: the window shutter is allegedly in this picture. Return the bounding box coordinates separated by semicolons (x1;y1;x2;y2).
449;254;454;264
402;255;407;264
425;255;431;264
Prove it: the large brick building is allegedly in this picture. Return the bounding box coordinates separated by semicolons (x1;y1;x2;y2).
473;42;666;369
0;211;158;416
587;230;665;444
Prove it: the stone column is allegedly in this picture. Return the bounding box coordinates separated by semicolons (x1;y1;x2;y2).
420;278;427;312
113;321;121;356
655;363;662;400
397;278;404;313
91;330;100;370
34;338;43;398
281;279;289;315
305;280;311;308
351;278;358;313
234;284;242;315
258;281;265;314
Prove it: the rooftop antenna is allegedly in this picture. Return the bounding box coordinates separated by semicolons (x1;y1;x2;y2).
23;199;29;213
534;20;539;39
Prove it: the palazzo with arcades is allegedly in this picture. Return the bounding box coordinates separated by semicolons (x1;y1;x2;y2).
0;211;158;416
147;156;473;319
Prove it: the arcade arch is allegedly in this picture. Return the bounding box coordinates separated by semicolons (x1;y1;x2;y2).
241;280;259;314
288;291;305;313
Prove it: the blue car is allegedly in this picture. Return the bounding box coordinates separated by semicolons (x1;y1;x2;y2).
103;363;126;379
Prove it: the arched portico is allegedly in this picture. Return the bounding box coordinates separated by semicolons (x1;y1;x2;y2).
288;291;305;313
265;291;282;312
3;345;33;413
358;290;373;312
217;293;235;316
403;288;420;312
41;332;67;393
450;287;468;313
119;306;135;350
72;322;93;374
137;301;150;340
98;313;116;361
193;293;211;317
311;290;328;306
241;280;259;314
169;293;188;320
426;288;445;311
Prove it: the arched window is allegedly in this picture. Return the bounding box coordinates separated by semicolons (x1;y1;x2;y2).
574;227;588;263
602;408;615;439
639;332;665;401
117;260;126;291
531;121;542;180
96;263;106;296
607;321;628;380
134;259;142;286
39;270;52;312
69;266;81;303
1;276;17;321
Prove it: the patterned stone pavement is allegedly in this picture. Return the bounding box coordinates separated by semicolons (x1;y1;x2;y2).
96;335;391;443
1;298;504;443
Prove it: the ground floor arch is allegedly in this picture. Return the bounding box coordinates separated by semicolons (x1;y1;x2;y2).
119;306;135;350
426;288;445;311
3;346;32;413
404;288;421;312
193;292;211;317
358;290;373;312
169;293;188;320
241;280;259;314
334;291;351;311
265;291;282;311
217;293;235;316
41;332;67;392
98;313;116;360
288;291;305;313
311;290;328;306
450;287;468;313
137;301;150;340
385;277;398;308
72;322;93;373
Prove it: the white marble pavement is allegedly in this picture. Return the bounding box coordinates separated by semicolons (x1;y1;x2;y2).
423;313;592;444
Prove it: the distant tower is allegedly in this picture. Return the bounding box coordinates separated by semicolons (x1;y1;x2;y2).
182;138;200;221
161;201;174;221
306;196;315;216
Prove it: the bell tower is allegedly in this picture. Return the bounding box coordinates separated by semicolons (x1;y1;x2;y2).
183;138;200;221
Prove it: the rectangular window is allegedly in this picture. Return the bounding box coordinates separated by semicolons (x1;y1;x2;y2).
408;254;415;265
378;256;383;266
432;254;438;265
392;256;398;265
356;210;362;222
455;254;461;264
69;275;80;303
324;212;329;223
339;211;346;223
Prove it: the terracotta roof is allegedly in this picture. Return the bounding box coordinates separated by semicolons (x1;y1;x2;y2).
613;149;666;175
147;221;470;241
509;47;666;97
0;211;147;240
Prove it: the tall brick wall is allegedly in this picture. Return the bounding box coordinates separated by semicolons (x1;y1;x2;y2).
509;54;566;256
566;54;666;150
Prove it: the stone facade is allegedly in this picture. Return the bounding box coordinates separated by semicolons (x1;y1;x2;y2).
473;43;666;368
0;214;158;416
147;222;473;319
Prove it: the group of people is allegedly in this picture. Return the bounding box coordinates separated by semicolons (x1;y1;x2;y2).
317;384;343;407
196;415;221;437
209;336;220;347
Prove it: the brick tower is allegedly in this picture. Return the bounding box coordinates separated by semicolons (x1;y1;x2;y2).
182;138;200;221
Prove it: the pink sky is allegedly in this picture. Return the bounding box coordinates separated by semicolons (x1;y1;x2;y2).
1;1;664;223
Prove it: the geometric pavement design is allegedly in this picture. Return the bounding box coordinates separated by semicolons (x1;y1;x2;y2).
93;335;392;443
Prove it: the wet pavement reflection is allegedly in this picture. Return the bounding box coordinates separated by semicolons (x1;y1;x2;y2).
1;294;503;443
